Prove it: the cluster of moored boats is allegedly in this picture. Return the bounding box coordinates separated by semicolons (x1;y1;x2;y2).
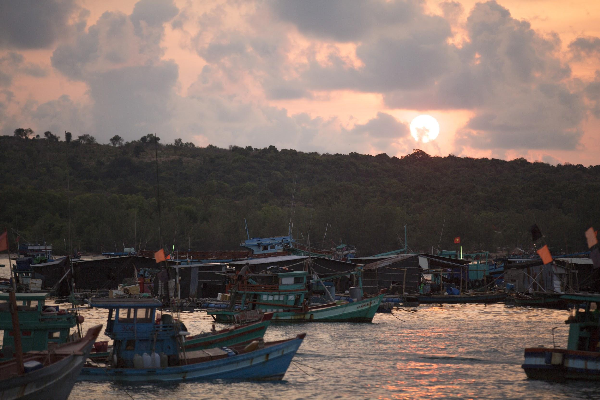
2;253;600;399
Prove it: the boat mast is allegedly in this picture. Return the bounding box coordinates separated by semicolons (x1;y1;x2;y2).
8;290;24;375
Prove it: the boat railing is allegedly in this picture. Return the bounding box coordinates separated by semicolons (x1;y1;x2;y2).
237;283;281;292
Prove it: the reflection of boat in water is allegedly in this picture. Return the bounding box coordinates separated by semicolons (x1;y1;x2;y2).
522;293;600;381
507;292;569;309
415;292;507;304
81;298;305;382
208;268;382;323
0;320;102;400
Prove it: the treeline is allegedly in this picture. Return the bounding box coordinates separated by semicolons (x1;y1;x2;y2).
0;132;599;257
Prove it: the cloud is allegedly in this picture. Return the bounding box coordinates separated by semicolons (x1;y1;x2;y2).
346;112;411;153
569;36;600;61
88;61;179;142
0;0;81;49
0;52;49;86
269;0;418;42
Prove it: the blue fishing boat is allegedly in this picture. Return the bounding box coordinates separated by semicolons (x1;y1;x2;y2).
522;293;600;381
80;298;305;382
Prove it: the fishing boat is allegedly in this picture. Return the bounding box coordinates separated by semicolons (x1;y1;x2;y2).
207;268;383;323
522;293;600;381
0;291;101;400
80;298;305;382
0;292;80;360
88;311;273;362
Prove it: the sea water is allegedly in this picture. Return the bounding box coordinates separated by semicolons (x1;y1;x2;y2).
69;303;600;400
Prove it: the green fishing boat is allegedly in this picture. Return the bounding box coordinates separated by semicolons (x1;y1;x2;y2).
0;292;79;360
208;268;383;323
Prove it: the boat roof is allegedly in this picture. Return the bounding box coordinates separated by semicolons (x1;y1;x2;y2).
0;292;48;300
90;297;163;308
561;293;600;303
229;255;308;266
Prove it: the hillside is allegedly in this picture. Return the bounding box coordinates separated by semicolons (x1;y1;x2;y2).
1;135;598;256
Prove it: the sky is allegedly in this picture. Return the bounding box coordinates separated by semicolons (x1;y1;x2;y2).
1;0;599;166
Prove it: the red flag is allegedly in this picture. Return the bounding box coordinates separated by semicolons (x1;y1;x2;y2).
537;245;553;265
0;230;8;252
154;249;166;263
166;254;171;260
454;237;461;244
586;227;598;249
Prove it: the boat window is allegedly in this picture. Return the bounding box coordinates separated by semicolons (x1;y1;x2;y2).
262;294;268;301
48;331;61;339
136;308;152;323
294;277;304;284
288;295;295;301
119;308;135;323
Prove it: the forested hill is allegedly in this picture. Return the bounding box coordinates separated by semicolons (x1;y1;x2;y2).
1;135;599;257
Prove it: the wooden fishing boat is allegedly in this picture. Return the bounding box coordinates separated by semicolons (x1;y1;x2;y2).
0;324;102;400
80;298;305;382
88;311;272;362
0;292;79;360
207;269;383;323
522;293;600;381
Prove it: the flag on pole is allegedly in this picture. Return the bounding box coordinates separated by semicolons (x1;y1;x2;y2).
0;230;8;252
454;237;461;244
536;245;553;265
585;227;598;248
154;249;166;263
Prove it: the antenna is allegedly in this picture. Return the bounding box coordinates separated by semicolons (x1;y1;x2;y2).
244;218;250;240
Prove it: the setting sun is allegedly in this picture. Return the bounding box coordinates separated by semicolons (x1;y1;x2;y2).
410;115;440;143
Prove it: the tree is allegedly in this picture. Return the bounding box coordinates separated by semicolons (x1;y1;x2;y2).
141;133;160;144
110;135;124;147
174;138;183;147
77;134;97;144
44;131;59;142
65;131;72;143
14;128;34;139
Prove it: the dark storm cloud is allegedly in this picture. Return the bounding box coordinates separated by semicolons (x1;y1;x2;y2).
269;0;417;42
0;0;79;49
88;61;178;141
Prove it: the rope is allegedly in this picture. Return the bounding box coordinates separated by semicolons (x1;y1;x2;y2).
390;309;405;322
292;361;312;376
292;359;324;372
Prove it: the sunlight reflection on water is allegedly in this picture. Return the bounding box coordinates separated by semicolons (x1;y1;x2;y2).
67;303;600;400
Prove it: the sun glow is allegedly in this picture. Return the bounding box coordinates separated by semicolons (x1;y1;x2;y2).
410;115;440;143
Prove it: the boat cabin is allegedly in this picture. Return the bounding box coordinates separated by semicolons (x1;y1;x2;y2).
91;298;185;368
0;292;77;359
234;271;308;313
563;294;600;352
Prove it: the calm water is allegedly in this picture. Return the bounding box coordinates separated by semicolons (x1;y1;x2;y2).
68;303;600;400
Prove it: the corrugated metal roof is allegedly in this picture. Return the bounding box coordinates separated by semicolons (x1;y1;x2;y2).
363;254;417;270
229;255;308;266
